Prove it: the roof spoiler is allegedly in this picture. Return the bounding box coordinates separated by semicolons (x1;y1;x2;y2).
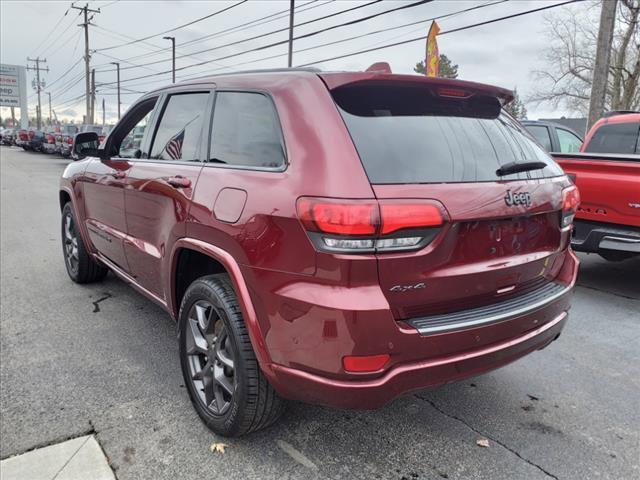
319;72;514;106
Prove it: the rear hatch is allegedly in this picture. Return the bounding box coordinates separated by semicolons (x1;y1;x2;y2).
325;75;572;319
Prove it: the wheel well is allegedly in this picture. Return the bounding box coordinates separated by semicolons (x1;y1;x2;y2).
59;191;71;211
175;248;228;312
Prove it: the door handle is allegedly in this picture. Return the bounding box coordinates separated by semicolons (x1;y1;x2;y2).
165;176;192;188
110;171;126;179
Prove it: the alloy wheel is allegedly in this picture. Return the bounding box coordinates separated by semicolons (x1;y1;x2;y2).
185;300;237;415
63;213;79;275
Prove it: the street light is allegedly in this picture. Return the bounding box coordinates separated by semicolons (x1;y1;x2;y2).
163;36;176;83
110;62;121;120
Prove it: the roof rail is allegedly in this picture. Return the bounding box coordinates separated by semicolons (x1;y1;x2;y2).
603;110;639;117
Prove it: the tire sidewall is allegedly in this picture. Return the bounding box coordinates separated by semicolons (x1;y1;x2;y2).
178;279;252;436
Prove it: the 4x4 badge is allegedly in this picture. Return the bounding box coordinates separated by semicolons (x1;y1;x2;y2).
390;282;426;293
504;190;531;207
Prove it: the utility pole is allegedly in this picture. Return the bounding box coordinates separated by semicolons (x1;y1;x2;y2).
46;91;52;126
90;68;96;124
163;36;176;83
10;107;15;127
110;62;121;119
102;98;105;126
587;0;617;131
287;0;295;67
71;3;100;126
26;57;49;129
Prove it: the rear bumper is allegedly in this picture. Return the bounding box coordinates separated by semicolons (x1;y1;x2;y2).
572;219;640;254
271;310;568;409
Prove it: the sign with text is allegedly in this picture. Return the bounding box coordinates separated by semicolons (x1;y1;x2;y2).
0;64;28;127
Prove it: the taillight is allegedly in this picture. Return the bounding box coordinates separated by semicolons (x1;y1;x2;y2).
67;137;73;145
297;197;446;253
561;185;580;229
47;134;55;144
28;130;35;140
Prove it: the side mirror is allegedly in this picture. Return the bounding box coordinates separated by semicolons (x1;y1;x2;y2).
73;132;101;159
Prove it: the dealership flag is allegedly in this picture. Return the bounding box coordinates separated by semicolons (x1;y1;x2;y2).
425;21;440;77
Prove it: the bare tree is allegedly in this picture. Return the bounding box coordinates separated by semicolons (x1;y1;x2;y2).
530;0;639;115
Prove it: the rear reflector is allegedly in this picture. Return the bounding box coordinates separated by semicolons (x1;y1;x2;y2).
343;354;389;373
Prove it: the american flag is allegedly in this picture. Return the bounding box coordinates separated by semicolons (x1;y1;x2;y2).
163;128;185;160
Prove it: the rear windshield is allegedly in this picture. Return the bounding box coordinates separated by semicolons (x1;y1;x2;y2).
333;84;563;184
584;121;639;155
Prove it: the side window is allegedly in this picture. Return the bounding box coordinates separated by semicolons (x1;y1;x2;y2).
209;91;285;168
149;92;209;161
119;109;153;158
557;128;583;153
526;125;552;151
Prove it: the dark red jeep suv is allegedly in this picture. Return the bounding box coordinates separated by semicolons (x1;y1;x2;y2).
60;68;579;436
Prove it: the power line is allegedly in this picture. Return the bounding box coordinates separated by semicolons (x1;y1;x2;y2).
176;0;508;79
95;0;249;52
39;10;82;58
298;0;582;67
95;0;330;66
100;0;429;74
29;6;71;56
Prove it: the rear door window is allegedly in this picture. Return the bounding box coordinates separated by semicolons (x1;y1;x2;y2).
526;125;552;151
332;84;563;184
556;128;583;153
584;122;640;154
149;92;209;162
208;91;285;169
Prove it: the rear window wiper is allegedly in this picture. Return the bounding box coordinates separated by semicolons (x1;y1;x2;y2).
496;161;548;176
208;157;227;164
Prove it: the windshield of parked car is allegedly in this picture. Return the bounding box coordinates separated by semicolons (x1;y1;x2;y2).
333;84;563;184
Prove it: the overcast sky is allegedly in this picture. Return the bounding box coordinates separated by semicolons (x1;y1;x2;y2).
0;0;588;124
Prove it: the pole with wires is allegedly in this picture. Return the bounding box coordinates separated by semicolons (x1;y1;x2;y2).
288;0;295;67
46;92;52;126
91;68;96;124
26;57;49;129
110;62;121;119
71;2;100;125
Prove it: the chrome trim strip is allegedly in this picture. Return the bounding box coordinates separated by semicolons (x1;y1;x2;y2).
599;236;640;253
411;283;573;336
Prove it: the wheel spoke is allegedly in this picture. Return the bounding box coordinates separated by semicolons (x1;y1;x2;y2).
186;319;208;356
202;366;215;407
195;303;211;332
214;362;234;395
214;384;226;413
216;344;234;370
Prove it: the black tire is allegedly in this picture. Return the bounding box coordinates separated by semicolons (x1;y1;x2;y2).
61;202;108;283
179;274;286;437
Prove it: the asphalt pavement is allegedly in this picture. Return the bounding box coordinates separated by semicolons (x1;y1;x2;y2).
1;146;638;480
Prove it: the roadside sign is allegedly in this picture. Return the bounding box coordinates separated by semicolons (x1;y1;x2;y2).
0;64;28;128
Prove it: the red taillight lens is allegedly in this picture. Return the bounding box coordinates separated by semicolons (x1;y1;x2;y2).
47;134;55;144
297;198;447;253
561;185;580;228
380;203;443;235
67;137;73;145
28;130;35;140
297;199;378;235
343;354;389;373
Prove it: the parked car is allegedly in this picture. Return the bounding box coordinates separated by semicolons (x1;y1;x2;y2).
60;68;579;436
41;130;59;154
553;111;639;261
522;120;584;153
16;129;45;151
1;128;17;145
57;124;79;157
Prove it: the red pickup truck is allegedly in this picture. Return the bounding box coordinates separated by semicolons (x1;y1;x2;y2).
553;112;640;261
